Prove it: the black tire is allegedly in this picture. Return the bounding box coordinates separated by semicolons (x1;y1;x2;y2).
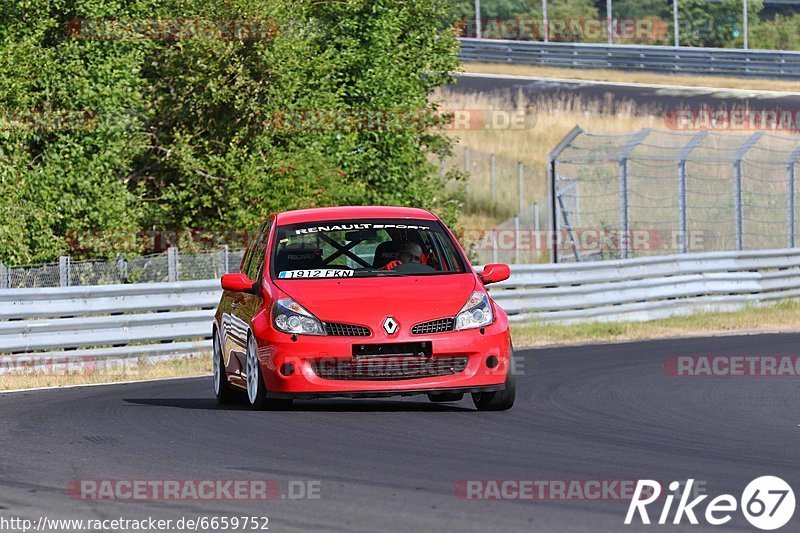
213;328;237;404
246;335;293;411
472;370;515;411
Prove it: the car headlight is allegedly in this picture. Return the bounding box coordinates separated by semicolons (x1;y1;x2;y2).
272;298;326;336
454;291;494;331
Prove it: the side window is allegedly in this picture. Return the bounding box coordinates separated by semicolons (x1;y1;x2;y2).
243;220;271;280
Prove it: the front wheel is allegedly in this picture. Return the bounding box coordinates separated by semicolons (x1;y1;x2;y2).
246;335;293;411
472;368;515;411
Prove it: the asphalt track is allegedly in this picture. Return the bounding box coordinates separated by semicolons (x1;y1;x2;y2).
451;73;800;114
1;333;798;532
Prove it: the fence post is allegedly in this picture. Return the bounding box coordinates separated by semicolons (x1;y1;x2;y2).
220;245;230;274
464;146;471;201
618;129;651;259
787;148;800;248
58;256;71;287
677;131;708;253
517;162;524;215
490;153;496;207
116;255;128;283
514;215;521;264
0;261;8;289
733;132;764;251
168;247;179;282
547;126;585;263
533;202;541;258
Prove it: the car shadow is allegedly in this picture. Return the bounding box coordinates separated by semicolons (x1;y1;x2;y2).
124;397;474;412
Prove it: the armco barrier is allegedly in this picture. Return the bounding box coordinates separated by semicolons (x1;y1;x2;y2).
458;38;800;79
1;249;799;372
490;248;800;323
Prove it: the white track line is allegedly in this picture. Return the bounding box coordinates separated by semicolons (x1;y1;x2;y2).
0;373;212;395
457;72;799;98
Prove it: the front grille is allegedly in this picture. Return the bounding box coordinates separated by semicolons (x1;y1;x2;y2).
324;322;371;337
411;317;454;335
312;357;469;381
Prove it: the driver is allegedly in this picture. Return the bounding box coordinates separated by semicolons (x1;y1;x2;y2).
382;241;423;270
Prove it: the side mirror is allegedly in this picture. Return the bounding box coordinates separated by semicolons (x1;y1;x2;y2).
221;273;258;294
480;263;510;285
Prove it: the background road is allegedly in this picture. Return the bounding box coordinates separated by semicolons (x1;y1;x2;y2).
1;333;798;532
451;73;800;115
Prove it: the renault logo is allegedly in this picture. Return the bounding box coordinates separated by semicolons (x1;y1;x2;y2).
382;316;399;335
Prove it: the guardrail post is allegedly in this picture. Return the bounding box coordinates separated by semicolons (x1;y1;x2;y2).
733;132;763;251
58;256;71;287
0;261;8;289
787;148;800;248
168;247;179;282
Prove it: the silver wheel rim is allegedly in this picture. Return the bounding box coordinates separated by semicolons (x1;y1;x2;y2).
246;338;258;404
213;334;221;396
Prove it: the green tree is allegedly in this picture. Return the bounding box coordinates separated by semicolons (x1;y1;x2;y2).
0;0;464;264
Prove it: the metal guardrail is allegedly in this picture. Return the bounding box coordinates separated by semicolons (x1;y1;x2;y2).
491;248;800;322
459;38;800;79
1;248;799;373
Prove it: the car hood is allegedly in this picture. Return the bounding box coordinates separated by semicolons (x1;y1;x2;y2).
274;273;478;329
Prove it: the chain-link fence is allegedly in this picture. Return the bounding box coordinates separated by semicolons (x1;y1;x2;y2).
443;146;545;220
0;247;244;289
550;126;800;262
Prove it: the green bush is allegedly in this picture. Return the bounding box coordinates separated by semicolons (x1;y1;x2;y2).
0;0;464;265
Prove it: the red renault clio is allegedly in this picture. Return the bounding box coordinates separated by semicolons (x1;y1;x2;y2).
213;206;514;411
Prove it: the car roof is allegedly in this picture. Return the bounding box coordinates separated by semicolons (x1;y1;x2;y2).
274;206;439;225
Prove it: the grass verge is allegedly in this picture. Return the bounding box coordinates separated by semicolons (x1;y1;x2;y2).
0;354;211;392
462;63;800;93
511;300;800;348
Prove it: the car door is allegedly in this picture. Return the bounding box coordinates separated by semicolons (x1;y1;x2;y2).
227;220;271;379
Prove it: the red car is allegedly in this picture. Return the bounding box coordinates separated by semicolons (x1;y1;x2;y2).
213;206;514;411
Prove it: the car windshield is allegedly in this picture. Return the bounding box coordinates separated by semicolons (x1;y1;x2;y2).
271;218;467;279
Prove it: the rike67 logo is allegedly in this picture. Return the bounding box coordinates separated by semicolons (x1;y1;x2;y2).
625;477;795;530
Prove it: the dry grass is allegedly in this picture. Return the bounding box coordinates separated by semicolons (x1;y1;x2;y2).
0;354;211;391
463;62;800;93
435;88;661;224
510;300;800;348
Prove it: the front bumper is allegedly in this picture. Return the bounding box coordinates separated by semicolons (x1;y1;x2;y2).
252;316;512;397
